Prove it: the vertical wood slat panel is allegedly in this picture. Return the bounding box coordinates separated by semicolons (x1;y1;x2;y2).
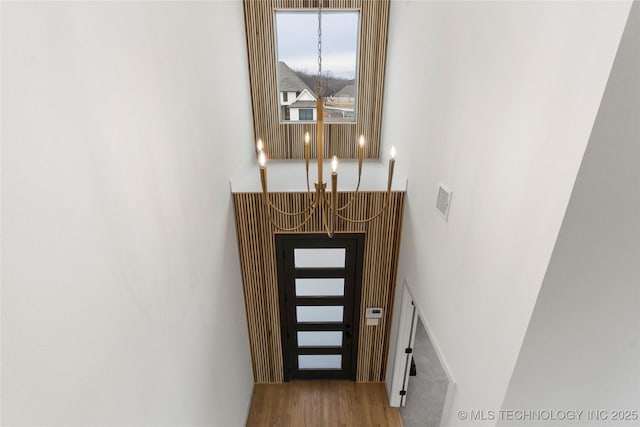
244;0;390;160
232;191;405;383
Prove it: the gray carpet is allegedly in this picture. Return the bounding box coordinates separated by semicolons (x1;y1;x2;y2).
400;319;449;427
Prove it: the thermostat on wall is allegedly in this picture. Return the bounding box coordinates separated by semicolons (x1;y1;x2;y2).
365;308;383;319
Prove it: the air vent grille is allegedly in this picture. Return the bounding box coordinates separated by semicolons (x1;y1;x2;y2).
436;183;452;220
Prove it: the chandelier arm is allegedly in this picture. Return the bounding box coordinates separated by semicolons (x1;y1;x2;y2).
320;195;334;238
336;174;362;212
263;202;319;232
263;192;318;216
304;135;314;206
324;190;334;211
305;165;315;204
330;172;337;235
335;192;392;224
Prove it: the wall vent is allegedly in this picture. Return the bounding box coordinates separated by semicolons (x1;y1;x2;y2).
436;183;452;221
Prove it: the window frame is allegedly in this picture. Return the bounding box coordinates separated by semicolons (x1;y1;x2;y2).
243;0;390;160
298;108;314;121
274;9;361;125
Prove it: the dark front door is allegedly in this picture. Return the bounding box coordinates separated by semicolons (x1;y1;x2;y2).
276;234;365;381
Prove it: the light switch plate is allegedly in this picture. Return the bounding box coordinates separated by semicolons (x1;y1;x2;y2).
365;307;383;319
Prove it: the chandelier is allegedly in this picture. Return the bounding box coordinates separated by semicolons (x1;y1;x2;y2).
255;2;396;237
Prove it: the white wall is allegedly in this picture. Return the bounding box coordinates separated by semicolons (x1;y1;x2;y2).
1;1;255;426
499;4;640;425
290;107;300;121
280;91;298;105
298;89;315;101
382;1;632;425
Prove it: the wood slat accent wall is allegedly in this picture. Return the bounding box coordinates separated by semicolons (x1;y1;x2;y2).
233;191;405;383
243;0;390;160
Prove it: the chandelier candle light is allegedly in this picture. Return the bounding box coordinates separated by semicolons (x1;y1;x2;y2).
255;2;396;237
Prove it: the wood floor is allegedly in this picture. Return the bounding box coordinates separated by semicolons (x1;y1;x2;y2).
246;381;403;427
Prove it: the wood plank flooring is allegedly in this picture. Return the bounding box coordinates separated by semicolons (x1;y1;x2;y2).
246;381;403;427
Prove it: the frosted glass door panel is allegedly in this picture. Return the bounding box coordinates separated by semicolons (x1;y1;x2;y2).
295;278;345;297
294;248;346;268
297;331;343;347
296;306;343;323
298;355;342;370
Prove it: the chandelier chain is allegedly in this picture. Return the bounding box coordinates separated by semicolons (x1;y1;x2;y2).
317;0;322;97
